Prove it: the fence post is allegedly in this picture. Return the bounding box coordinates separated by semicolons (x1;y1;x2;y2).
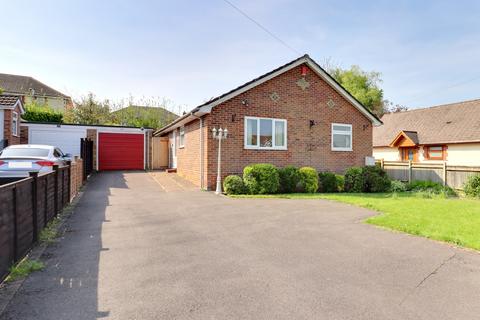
443;161;447;186
12;186;18;261
44;175;48;227
53;165;59;216
408;160;412;183
380;158;384;170
67;161;72;203
29;172;39;242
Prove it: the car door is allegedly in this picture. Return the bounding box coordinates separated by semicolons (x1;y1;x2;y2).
53;148;67;165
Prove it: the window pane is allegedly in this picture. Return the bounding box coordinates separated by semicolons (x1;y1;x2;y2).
274;121;285;147
246;119;258;146
260;119;273;147
1;148;50;157
333;125;351;132
333;134;351;149
430;146;442;151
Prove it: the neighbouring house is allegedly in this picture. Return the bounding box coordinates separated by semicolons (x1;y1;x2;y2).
373;99;480;166
111;105;178;129
0;95;25;150
154;54;382;190
0;73;73;111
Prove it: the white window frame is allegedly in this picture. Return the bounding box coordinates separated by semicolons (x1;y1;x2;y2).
331;123;352;151
179;126;185;148
244;116;287;150
12;111;19;137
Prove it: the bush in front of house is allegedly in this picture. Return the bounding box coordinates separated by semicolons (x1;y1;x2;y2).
344;167;365;192
318;172;338;193
223;175;246;195
390;180;407;192
298;167;318;193
464;174;480;198
278;165;301;193
344;166;391;193
406;180;456;197
335;174;345;192
362;165;391;193
243;164;280;194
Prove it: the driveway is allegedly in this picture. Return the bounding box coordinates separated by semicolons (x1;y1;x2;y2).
1;171;480;320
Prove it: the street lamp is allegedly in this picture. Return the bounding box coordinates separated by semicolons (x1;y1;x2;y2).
212;127;228;194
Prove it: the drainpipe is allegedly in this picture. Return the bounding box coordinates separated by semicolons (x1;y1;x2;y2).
193;115;205;190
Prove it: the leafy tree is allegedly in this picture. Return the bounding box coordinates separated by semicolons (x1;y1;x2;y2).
111;104;178;129
0;87;3;95
23;101;63;123
64;93;113;125
329;65;384;115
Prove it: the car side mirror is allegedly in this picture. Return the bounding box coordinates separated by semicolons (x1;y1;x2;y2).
63;153;72;158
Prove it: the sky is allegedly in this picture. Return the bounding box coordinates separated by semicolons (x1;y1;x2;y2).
1;0;480;114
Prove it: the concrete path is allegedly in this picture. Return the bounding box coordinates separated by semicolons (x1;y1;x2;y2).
1;171;480;319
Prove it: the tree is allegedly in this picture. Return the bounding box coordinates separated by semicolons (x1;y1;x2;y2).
64;93;113;125
0;87;3;95
328;65;385;116
23;101;63;123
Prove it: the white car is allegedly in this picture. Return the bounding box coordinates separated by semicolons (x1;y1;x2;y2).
0;144;72;181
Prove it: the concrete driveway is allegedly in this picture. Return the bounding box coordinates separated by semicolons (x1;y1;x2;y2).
1;171;480;320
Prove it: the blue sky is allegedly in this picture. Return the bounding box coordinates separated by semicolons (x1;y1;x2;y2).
1;0;479;113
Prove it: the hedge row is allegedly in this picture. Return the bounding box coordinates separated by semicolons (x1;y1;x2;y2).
223;164;391;195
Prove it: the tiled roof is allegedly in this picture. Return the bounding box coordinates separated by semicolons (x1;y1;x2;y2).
374;99;480;146
0;94;21;107
0;73;69;98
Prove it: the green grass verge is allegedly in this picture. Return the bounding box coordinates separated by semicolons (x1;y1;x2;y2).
6;259;44;282
231;192;480;250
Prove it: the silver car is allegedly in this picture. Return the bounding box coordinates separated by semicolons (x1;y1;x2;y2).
0;144;71;181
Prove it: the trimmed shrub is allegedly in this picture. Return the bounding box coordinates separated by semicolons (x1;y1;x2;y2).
318;172;338;193
362;166;391;192
243;164;280;194
407;180;456;196
223;175;246;195
344;167;364;192
22;103;63;123
335;174;345;192
278;166;301;193
390;180;407;192
298;167;318;193
464;174;480;198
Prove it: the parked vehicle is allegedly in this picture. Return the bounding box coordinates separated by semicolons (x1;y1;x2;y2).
0;145;71;182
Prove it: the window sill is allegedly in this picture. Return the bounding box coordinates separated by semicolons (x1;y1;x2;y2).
331;148;352;152
244;146;287;151
179;146;185;149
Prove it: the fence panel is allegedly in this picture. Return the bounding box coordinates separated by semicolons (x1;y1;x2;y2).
0;161;87;282
379;160;480;189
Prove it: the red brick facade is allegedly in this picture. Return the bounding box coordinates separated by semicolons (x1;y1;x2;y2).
2;103;22;146
168;63;375;190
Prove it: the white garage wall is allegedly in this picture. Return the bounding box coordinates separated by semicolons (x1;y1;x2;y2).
28;124;87;157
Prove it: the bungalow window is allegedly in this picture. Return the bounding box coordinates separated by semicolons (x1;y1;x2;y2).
179;126;185;148
425;145;446;160
331;123;352;151
245;116;287;150
12;112;19;136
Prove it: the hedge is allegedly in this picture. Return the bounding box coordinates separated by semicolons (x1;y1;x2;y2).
243;164;279;194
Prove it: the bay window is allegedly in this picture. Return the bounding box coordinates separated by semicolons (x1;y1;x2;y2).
331;123;352;151
245;116;287;150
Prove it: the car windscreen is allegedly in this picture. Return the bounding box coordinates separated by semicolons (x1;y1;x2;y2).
0;148;50;158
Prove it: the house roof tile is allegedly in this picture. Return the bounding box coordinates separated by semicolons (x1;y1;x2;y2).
0;73;69;98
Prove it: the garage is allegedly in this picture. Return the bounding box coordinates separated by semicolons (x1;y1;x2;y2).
98;132;145;170
29;126;86;157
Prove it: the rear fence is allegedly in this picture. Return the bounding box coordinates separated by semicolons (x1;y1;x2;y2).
0;158;86;282
377;160;480;190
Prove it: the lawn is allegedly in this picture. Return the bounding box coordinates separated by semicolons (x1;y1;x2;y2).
232;193;480;250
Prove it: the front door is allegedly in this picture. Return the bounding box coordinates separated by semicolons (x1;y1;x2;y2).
170;130;177;168
401;147;417;162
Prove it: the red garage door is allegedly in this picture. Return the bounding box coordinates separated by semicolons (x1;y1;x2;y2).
98;133;144;170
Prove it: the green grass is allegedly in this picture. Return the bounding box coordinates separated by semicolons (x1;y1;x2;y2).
232;192;480;250
6;259;44;282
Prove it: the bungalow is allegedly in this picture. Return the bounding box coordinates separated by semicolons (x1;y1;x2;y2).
154;54;382;190
373;99;480;166
0;95;25;150
0;73;72;111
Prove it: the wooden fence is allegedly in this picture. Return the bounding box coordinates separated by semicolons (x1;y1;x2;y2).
0;159;86;282
152;136;169;169
377;160;480;190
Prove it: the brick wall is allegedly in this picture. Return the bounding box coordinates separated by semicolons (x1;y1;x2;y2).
86;129;97;170
20;126;29;144
3;105;22;145
70;157;84;200
203;63;373;190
